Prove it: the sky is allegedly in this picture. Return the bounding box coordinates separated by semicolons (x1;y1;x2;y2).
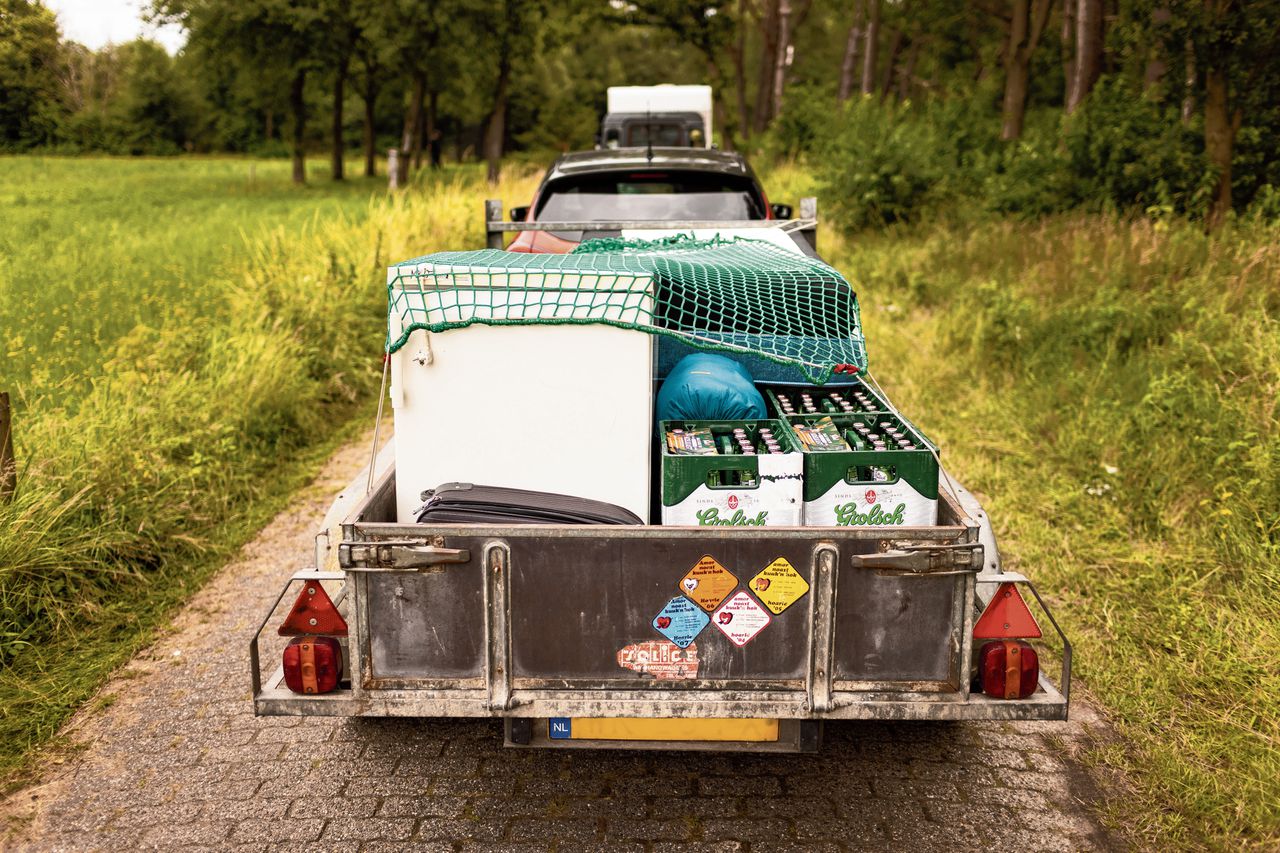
45;0;187;54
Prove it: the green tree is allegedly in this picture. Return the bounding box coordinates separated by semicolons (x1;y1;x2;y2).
1152;0;1280;226
154;0;327;182
320;0;360;180
0;0;64;149
110;39;196;153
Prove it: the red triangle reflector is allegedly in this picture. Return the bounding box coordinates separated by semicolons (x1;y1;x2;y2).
974;582;1041;639
278;581;348;636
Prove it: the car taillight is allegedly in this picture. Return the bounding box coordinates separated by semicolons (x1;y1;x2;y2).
282;636;343;694
979;640;1039;699
278;582;347;695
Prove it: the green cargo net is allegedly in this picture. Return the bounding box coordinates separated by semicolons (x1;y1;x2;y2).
386;234;867;384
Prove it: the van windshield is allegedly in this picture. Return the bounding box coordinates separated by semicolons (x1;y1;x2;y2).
536;172;765;222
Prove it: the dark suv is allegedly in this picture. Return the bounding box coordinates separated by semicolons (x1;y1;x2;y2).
508;148;788;253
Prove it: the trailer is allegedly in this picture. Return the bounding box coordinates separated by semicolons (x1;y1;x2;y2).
249;205;1071;753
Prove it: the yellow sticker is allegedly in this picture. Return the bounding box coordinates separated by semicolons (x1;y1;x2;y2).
679;555;739;612
749;558;810;614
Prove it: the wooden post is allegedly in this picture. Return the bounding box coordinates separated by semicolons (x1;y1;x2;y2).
388;148;401;190
0;391;15;501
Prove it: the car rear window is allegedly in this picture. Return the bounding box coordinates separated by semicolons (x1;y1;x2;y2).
535;171;765;221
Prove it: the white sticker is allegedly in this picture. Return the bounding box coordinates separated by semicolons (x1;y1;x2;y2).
711;591;772;646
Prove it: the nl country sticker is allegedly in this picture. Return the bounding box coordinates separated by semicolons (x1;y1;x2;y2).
750;557;810;615
711;591;771;646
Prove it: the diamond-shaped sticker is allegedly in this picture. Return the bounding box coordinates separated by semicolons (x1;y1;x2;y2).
652;596;710;649
711;591;771;646
679;555;738;611
750;557;810;615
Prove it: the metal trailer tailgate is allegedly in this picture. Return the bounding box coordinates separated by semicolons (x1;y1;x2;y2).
253;466;1069;728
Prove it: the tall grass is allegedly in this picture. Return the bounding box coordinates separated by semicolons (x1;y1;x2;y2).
807;200;1279;848
0;156;539;779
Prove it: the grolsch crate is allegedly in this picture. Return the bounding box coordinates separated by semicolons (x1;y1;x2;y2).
787;413;939;528
660;419;803;526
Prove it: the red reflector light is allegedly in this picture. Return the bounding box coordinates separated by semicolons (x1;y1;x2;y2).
974;582;1041;639
283;636;343;694
278;582;347;637
979;640;1039;699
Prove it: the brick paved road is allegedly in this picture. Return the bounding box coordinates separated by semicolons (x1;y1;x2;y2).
2;435;1120;852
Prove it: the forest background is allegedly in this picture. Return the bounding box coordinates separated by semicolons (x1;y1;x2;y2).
4;0;1279;225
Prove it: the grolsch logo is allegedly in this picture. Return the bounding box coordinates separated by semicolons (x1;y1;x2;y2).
696;507;768;526
834;501;907;526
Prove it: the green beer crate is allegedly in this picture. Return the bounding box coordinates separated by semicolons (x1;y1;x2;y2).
760;379;891;419
787;413;939;528
660;419;803;527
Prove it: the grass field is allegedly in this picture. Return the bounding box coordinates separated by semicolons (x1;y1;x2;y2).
0;155;539;783
756;161;1279;850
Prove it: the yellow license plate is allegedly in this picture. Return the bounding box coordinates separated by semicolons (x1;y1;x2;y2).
548;717;779;742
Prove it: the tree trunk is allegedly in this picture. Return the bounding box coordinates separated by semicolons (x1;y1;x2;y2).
265;109;274;141
1061;0;1076;108
752;0;780;133
1068;0;1102;112
734;0;750;137
772;0;793;117
398;71;424;187
1000;0;1052;140
331;60;348;181
411;82;426;169
362;74;378;177
879;29;904;99
898;38;921;100
1182;39;1196;124
427;89;441;168
484;58;510;184
838;2;865;102
289;70;307;185
1204;67;1238;229
861;0;881;95
1001;59;1030;139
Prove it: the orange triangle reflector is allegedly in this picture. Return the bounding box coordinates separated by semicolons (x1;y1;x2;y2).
974;582;1041;639
278;581;348;637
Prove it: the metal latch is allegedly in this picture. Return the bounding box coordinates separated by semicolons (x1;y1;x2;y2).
856;543;984;575
340;541;471;572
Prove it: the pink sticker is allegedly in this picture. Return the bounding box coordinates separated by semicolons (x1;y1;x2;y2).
711;591;771;646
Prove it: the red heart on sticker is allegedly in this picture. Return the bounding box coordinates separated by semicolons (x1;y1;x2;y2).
718;612;733;624
656;617;672;629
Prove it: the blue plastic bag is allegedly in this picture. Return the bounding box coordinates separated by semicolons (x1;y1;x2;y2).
656;353;766;423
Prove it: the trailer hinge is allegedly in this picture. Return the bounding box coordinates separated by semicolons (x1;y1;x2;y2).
340;541;471;572
856;543;984;575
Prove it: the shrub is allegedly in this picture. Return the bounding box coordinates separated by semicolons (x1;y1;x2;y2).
1062;77;1211;215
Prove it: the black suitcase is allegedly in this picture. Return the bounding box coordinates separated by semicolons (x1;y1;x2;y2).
415;483;644;525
